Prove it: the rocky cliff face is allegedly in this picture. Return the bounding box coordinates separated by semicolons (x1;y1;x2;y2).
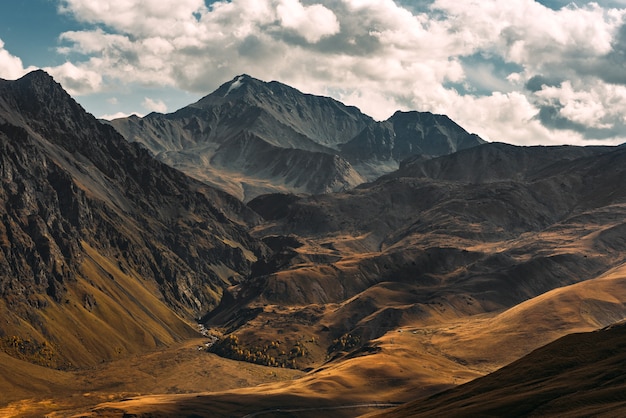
0;71;267;367
110;75;484;201
0;123;79;306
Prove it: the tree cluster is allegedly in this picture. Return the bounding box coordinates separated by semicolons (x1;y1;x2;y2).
209;334;311;369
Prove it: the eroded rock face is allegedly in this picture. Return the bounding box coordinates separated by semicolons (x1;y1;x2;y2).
0;71;268;324
0;124;81;307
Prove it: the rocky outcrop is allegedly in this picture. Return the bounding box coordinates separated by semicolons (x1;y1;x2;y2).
0;123;81;307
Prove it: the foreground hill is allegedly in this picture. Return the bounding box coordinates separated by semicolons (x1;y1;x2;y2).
109;75;484;201
0;70;266;369
377;320;626;417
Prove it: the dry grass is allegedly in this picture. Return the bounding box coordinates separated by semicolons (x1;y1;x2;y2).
54;263;626;417
3;206;626;417
0;338;303;417
0;242;303;417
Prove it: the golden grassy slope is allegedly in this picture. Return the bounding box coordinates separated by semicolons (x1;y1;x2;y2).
0;242;198;372
3;206;625;417
375;323;626;418
0;337;303;417
64;263;626;417
0;239;305;416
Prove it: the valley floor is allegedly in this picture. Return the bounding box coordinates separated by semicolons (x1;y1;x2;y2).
0;338;303;417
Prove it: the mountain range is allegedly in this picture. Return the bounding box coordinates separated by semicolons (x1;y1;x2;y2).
109;74;484;201
1;70;625;417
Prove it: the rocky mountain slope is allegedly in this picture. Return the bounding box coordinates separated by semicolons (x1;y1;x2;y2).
0;70;267;368
109;74;484;201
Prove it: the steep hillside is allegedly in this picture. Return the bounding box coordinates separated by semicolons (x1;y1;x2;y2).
109;75;484;201
0;70;267;368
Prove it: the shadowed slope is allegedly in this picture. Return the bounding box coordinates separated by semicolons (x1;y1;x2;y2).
392;142;611;183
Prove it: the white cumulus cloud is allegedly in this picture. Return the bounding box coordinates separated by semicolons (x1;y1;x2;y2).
59;0;208;37
48;0;626;145
0;39;35;80
277;0;340;43
142;97;168;113
99;111;144;120
44;61;102;95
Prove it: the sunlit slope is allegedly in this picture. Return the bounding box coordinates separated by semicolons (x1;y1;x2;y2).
0;338;303;418
0;242;197;370
72;263;626;417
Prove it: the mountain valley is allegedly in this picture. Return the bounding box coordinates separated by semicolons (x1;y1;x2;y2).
1;71;626;417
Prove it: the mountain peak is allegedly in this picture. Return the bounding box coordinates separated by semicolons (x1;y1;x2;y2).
4;69;73;110
213;74;265;98
18;69;55;83
0;68;105;155
223;74;250;96
13;70;66;98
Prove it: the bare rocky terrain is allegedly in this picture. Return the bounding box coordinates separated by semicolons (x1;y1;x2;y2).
1;71;626;417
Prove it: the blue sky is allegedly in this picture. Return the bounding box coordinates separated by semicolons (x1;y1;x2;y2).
0;0;203;118
1;0;626;146
0;0;67;67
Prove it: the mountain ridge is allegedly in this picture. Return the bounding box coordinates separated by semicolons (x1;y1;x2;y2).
109;74;484;201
